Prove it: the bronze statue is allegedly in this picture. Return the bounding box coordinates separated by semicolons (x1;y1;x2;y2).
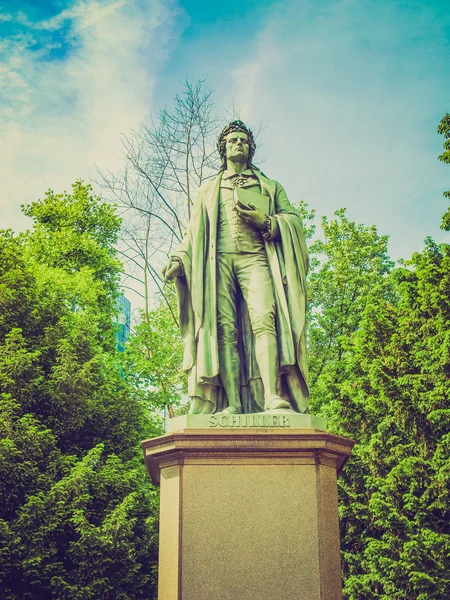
163;121;309;415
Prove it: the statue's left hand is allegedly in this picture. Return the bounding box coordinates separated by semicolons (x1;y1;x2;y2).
236;203;267;231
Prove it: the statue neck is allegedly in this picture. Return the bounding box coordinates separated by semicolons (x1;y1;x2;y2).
225;160;249;175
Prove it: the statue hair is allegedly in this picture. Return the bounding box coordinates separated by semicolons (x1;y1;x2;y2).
217;120;256;171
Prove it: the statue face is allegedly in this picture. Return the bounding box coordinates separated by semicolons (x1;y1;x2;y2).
225;131;249;163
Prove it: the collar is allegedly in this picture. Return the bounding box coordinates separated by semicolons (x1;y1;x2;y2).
221;168;255;180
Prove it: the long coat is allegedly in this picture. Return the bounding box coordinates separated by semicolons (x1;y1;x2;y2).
173;168;310;414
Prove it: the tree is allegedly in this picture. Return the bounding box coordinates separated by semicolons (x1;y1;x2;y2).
437;113;450;231
120;295;187;417
0;182;161;599
296;110;450;596
299;205;394;415
98;80;220;317
332;232;450;599
320;117;450;599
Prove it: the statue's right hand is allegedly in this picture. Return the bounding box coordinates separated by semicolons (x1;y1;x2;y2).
162;260;182;283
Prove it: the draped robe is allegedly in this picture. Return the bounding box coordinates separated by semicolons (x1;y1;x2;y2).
173;168;310;414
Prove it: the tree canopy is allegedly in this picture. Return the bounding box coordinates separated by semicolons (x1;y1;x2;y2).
314;114;450;599
0;182;161;599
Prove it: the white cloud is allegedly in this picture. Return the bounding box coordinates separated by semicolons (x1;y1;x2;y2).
229;0;450;259
38;0;127;31
0;0;176;233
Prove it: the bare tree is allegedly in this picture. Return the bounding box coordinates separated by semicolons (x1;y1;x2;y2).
97;80;221;319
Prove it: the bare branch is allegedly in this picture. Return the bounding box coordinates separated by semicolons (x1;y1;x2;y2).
97;79;221;317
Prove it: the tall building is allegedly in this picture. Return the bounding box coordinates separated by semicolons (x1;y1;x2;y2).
115;294;131;352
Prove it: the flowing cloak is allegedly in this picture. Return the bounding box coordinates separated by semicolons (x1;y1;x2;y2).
173;168;310;414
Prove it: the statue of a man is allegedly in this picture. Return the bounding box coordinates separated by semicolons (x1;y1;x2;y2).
163;120;309;415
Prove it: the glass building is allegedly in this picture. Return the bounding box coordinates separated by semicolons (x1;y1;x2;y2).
114;294;131;352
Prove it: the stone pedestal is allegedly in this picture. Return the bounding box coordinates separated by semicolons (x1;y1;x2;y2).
142;415;354;600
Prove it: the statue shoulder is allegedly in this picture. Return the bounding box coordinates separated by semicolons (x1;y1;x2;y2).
256;169;281;189
195;177;218;198
269;179;287;196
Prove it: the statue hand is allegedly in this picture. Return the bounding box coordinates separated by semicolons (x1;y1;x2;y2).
162;259;183;283
236;203;267;231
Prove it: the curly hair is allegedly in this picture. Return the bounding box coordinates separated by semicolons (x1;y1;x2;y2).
217;120;256;171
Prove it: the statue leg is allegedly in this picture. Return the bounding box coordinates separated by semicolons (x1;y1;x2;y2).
217;254;242;413
236;253;291;411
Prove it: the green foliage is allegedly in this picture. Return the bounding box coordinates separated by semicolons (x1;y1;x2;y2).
0;182;161;599
22;181;123;343
336;236;450;599
121;292;187;414
437;114;450;231
305;208;394;415
319;234;450;598
0;406;158;599
299;144;449;596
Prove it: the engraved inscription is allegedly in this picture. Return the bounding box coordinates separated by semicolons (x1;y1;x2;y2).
208;414;291;428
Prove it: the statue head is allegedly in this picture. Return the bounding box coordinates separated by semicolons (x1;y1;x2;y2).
217;120;256;170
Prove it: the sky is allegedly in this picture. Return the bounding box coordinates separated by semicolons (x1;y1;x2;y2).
1;0;449;266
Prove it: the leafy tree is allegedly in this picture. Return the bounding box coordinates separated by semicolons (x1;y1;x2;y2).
121;291;187;417
22;180;122;345
322;118;450;599
0;182;161;599
437;113;450;231
298;112;449;597
333;233;450;599
299;205;394;415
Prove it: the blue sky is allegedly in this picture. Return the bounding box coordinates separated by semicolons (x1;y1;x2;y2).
1;0;449;262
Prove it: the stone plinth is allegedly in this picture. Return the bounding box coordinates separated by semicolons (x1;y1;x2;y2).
142;415;354;600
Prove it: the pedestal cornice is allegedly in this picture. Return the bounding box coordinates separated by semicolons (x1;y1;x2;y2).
142;427;355;485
